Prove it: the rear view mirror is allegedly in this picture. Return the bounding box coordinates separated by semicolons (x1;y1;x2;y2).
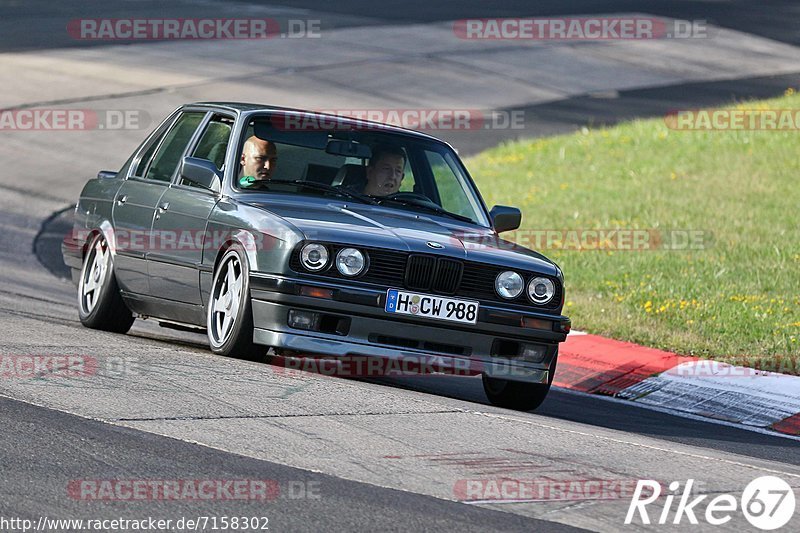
490;205;522;233
326;139;372;159
180;157;221;190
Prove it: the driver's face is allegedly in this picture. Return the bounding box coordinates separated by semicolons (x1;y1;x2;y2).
241;141;277;180
365;154;405;196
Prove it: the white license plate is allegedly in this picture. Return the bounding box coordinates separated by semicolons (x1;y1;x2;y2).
385;289;479;325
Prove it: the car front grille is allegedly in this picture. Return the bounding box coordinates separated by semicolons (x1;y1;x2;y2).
361;248;406;286
432;257;462;294
289;244;561;309
404;255;462;295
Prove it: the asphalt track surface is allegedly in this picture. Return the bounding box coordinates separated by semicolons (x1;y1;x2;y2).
0;396;584;532
1;1;800;532
2;0;799;52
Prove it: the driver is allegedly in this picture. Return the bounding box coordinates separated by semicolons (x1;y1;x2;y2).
363;144;405;197
239;136;278;187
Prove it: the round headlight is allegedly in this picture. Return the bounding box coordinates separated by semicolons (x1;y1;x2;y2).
495;271;524;299
336;248;366;276
300;243;328;271
528;277;555;304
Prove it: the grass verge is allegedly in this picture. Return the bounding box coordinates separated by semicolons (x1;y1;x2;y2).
466;92;800;363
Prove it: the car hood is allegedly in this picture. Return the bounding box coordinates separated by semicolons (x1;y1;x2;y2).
244;197;560;277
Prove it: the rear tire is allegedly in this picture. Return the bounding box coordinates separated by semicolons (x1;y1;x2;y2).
77;234;135;333
207;245;263;360
482;350;558;411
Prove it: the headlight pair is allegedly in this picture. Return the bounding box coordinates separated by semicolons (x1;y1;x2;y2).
300;243;366;277
495;271;556;305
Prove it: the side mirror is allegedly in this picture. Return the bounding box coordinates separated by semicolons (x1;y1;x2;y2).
97;170;117;179
490;205;522;233
180;157;221;190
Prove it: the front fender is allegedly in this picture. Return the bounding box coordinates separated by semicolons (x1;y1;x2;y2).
203;199;304;274
199;199;304;305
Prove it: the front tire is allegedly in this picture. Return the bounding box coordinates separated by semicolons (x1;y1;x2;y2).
77;233;135;333
482;350;558;411
207;245;262;360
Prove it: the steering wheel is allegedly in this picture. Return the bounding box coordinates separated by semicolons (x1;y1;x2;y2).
385;191;436;204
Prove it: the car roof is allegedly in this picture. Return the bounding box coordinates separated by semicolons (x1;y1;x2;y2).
190;101;449;144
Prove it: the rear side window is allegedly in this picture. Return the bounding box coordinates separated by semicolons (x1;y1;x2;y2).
145;112;205;182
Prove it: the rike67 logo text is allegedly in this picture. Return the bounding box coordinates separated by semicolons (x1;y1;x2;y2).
626;476;795;530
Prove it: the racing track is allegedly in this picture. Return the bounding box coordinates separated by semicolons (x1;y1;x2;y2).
1;1;799;531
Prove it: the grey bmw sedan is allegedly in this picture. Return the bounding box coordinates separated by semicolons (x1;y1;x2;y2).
63;102;570;411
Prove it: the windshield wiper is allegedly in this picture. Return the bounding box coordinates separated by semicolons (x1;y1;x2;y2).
265;179;377;205
374;196;475;223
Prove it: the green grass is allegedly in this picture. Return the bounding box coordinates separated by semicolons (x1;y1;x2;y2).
466;91;800;363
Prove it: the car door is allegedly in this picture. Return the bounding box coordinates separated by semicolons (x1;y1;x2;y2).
148;112;234;304
112;110;205;295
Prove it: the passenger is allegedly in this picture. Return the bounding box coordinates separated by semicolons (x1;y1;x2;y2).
239;136;278;187
363;144;406;197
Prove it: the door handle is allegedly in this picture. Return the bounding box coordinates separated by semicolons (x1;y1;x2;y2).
155;201;170;220
116;195;128;206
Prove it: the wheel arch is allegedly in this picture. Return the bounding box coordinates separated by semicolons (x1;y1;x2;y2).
211;229;260;273
80;220;117;259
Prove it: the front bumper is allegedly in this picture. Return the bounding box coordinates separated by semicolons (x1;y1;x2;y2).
250;274;569;384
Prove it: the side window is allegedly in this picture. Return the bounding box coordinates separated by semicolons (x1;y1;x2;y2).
132;126;170;178
192;114;234;172
145;112;205;182
426;150;479;217
398;157;415;192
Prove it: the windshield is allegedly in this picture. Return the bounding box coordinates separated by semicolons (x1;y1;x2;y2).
232;114;491;227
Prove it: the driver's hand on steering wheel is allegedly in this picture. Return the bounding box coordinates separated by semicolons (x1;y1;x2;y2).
239;175;270;189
